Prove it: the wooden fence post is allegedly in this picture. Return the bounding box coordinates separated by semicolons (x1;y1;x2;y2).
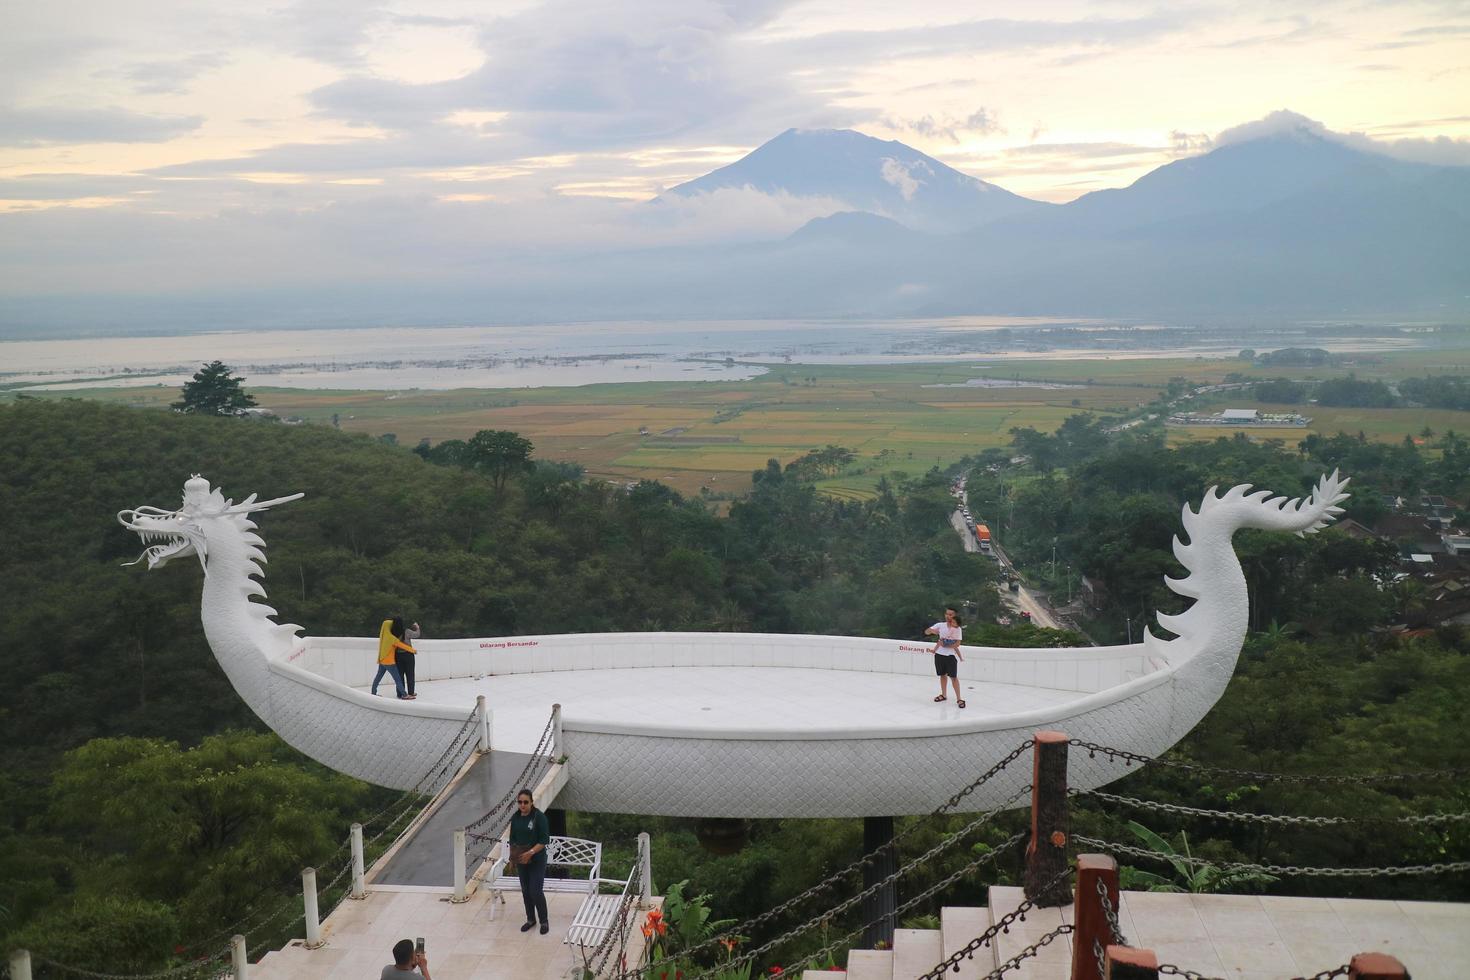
1105;946;1159;979
1070;853;1119;980
1349;952;1409;980
1024;730;1073;906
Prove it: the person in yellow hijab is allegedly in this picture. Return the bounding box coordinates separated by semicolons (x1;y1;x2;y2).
372;619;408;698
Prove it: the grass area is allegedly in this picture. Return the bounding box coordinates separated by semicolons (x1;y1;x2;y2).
16;344;1470;496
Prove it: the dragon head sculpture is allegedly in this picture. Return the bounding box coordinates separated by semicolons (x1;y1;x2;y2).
118;475;302;573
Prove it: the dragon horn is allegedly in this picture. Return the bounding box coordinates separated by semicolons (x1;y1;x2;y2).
228;492;305;514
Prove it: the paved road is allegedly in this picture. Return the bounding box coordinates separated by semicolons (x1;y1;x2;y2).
950;485;1062;630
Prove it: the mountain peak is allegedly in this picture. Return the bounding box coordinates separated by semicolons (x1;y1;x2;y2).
659;128;1046;232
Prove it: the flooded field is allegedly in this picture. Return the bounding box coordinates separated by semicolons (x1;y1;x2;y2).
0;316;1432;392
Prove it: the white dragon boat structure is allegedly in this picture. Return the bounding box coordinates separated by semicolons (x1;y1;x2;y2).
118;471;1348;818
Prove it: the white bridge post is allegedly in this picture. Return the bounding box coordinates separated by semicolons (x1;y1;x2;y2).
452;829;469;903
230;935;248;979
302;867;323;948
350;823;366;899
638;831;652;906
8;949;32;980
477;694;492;753
552;703;564;758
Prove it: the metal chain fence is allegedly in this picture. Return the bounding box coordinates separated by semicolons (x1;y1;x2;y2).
1077;788;1470;828
1158;961;1350;980
1074;834;1470;878
1068;739;1470;784
764;831;1034;980
916;864;1075;980
605;737;1037;980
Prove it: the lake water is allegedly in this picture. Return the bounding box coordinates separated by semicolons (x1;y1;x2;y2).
0;317;1427;392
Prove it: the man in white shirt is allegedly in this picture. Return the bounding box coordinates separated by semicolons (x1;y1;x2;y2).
924;607;966;708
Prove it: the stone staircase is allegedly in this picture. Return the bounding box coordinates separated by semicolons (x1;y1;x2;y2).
799;888;1072;980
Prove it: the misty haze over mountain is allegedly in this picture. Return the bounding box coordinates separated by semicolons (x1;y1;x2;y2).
3;112;1467;336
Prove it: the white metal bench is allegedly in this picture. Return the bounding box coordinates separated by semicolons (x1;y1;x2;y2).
564;873;635;961
564;835;648;973
484;835;601;919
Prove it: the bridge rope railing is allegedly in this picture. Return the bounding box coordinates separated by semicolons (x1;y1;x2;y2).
7;704;487;980
602;737;1037;980
463;710;559;881
172;703;485;961
580;839;649;979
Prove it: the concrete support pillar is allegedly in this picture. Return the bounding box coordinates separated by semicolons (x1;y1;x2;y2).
1350;953;1410;980
638;831;653;906
230;935;248;979
350;823;366;900
861;815;897;949
8;949;32;980
302;867;323;949
1025;731;1073;906
1104;946;1158;979
551;703;564;758
1071;854;1120;980
452;829;469;903
477;695;492;753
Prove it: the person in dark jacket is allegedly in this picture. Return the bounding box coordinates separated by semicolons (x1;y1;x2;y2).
510;787;551;933
391;616;420;700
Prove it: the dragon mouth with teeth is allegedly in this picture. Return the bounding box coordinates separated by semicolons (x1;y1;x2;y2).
117;505;206;570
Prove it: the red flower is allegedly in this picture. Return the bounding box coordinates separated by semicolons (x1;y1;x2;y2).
173;945;186;955
769;967;784;976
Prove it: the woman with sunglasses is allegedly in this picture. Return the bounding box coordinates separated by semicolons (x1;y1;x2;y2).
509;788;551;934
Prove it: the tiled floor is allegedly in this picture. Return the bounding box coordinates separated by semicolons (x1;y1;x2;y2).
252;889;656;980
368;667;1081;752
987;886;1470;980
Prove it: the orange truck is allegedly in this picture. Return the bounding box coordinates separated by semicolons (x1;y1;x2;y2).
975;524;992;550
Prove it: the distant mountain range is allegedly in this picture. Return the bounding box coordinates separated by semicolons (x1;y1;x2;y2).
5;118;1466;336
637;122;1470;317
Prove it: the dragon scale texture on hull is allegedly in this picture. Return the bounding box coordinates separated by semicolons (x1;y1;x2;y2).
119;471;1348;817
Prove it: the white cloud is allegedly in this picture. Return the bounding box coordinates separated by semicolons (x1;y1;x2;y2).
880;157;923;200
1216;108;1470;166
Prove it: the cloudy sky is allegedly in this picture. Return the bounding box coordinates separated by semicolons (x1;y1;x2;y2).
2;0;1468;301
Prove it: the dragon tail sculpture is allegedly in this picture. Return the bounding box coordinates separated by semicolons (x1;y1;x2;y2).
1144;469;1350;677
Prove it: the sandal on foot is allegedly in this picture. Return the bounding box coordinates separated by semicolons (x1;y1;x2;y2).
933;695;947;702
957;699;967;709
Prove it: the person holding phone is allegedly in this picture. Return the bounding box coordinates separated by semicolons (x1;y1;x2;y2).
923;606;966;708
381;938;431;978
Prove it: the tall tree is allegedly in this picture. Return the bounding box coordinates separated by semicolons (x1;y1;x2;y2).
171;361;257;415
465;429;535;490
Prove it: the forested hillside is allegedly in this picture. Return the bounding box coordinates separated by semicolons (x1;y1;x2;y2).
2;399;1466;976
0;398;990;967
